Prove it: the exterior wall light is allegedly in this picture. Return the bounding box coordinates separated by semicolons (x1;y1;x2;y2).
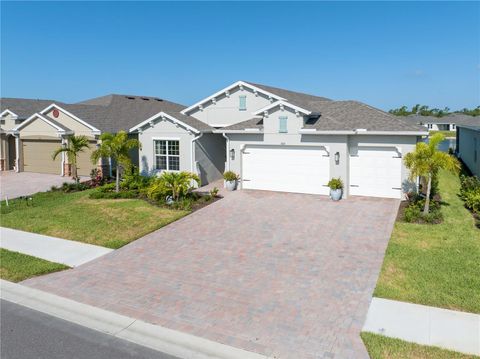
230;148;235;161
334;152;340;164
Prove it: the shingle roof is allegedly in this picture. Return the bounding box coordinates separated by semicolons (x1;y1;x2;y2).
406;114;480;126
1;94;213;133
71;94;213;133
224;83;426;133
0;98;63;119
223;117;264;131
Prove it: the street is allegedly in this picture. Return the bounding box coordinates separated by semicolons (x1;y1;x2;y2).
0;300;177;359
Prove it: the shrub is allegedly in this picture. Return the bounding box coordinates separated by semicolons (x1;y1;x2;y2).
459;175;480;214
121;168;154;191
327;178;343;190
464;191;480;214
223;171;239;182
209;187;219;198
146;171;200;203
61;182;89;193
403;195;443;224
90;168;106;187
404;205;421;223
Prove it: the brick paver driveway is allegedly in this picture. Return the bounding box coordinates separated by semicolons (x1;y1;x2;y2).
0;171;85;199
25;190;399;359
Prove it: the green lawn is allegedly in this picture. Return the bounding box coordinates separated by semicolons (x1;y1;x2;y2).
374;169;480;313
0;248;69;282
0;190;189;249
361;332;477;359
429;130;456;138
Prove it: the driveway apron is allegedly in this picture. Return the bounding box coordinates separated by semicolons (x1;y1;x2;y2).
24;190;399;359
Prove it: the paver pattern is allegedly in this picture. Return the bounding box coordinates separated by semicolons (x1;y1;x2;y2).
0;171;87;199
24;190;399;359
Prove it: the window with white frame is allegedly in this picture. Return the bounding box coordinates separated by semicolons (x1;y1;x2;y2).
154;140;180;171
239;95;247;111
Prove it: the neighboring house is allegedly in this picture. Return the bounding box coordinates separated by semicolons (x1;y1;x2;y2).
406;114;480;132
1;95;223;183
457;125;480;177
182;81;427;199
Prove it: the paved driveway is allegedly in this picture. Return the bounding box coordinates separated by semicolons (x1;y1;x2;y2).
25;191;399;359
0;171;84;199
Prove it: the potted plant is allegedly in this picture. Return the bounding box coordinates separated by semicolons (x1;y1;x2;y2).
223;171;240;191
327;177;343;201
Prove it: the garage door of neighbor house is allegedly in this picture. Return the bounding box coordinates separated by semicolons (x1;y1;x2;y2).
242;146;330;195
349;147;402;199
76;142;97;177
23;139;62;174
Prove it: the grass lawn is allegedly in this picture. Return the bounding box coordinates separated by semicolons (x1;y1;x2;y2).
429;130;456;138
0;189;189;249
374;169;480;313
0;248;69;282
361;332;477;359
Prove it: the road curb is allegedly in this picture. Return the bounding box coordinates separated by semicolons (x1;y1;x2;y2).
0;280;269;359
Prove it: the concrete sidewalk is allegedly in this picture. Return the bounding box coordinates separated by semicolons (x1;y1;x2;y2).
363;297;480;356
0;280;267;359
0;227;112;267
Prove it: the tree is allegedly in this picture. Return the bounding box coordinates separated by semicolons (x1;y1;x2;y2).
52;135;90;181
157;171;200;201
404;133;460;215
91;131;141;193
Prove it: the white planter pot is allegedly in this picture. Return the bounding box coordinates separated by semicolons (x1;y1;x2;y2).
225;180;237;191
330;188;342;201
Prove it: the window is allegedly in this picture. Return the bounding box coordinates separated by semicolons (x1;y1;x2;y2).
0;119;5;125
279;116;288;133
239;95;247;111
154;140;180;171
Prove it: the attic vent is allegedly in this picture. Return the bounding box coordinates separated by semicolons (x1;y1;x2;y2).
126;96;135;100
155;98;163;102
141;97;150;101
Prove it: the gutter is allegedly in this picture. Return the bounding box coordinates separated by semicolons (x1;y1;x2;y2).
222;132;230;171
298;129;429;136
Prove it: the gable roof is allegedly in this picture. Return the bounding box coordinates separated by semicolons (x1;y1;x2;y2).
407;114;480;126
13;113;72;133
0;98;65;119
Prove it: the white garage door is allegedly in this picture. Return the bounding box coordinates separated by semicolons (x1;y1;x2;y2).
242;146;330;195
349;147;402;199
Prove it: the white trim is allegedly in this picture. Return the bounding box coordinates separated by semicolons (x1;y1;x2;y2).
0;109;18;119
191;133;203;173
40;104;101;134
354;130;429;136
129;112;200;134
213;129;264;134
298;130;356;135
181;80;286;115
13;113;67;133
244;128;261;132
253;100;311;116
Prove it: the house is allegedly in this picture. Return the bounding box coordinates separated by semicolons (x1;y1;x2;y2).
457;125;480;177
179;81;427;199
406;114;480;132
0;95;222;183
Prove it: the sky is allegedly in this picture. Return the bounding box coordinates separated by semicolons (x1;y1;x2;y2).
1;1;479;111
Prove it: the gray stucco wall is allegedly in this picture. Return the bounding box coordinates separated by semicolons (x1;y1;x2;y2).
188;85;273;127
458;127;479;176
136;120;224;185
137;120;195;176
225;107;419;198
195;133;225;185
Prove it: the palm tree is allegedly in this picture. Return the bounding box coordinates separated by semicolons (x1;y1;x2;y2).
404;133;460;215
91;131;141;192
52;135;90;181
159;171;200;201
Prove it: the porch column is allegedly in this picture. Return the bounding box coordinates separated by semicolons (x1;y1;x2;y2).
13;134;20;172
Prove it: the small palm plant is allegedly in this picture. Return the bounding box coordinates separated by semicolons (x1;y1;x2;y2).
52;135;90;182
159;171;200;201
404;133;460;215
91;131;141;193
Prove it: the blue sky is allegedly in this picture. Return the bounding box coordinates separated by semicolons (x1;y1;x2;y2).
1;1;479;111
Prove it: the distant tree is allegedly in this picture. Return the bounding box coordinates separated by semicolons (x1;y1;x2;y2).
456;106;480;116
389;104;452;117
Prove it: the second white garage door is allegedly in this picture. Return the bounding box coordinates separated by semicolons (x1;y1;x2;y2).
349;147;402;199
242;146;330;195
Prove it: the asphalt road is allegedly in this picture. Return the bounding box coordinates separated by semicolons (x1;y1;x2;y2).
0;300;177;359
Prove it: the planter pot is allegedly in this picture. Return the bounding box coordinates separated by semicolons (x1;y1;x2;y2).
330;188;342;201
225;180;237;191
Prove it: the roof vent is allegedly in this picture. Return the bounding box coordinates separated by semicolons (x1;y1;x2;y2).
126;96;135;100
155;98;163;102
141;97;150;101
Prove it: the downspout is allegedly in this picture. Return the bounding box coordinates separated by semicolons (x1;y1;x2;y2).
191;132;203;173
13;133;20;173
222;132;230;171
